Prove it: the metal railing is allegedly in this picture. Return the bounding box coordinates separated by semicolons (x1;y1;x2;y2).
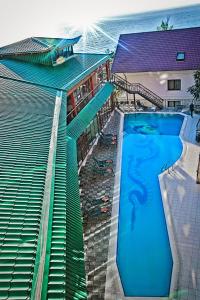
111;73;164;109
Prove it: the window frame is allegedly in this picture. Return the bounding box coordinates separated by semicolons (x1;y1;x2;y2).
168;79;181;91
176;52;185;61
167;100;181;108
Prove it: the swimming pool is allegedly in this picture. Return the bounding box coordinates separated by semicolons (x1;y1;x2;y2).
117;113;184;297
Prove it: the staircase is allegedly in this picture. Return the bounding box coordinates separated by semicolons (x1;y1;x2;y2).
111;73;164;109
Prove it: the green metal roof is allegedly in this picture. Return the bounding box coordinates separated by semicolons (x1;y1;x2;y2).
0;77;87;299
0;78;56;299
0;36;81;57
0;58;113;299
0;53;109;91
0;38;49;56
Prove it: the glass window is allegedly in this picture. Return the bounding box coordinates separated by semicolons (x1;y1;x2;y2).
168;79;181;91
81;79;91;96
176;52;185;61
168;101;181;107
74;87;82;102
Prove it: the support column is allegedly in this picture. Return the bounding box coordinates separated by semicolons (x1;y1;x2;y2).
133;93;136;109
106;61;110;81
110;93;115;110
90;76;94;97
70;93;77;115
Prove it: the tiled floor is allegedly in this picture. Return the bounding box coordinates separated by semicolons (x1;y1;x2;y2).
79;111;200;300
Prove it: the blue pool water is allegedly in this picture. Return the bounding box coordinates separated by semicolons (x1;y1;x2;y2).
117;113;184;297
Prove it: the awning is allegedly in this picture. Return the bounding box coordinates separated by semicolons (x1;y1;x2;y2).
66;82;114;140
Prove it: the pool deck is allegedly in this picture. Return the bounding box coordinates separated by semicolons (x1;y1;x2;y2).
160;114;200;300
80;111;200;300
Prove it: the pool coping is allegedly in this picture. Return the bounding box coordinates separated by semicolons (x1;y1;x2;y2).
105;111;187;300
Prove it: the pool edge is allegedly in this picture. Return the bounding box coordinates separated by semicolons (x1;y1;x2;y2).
105;111;187;300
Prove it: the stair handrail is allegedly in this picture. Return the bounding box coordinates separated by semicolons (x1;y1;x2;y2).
136;83;164;102
111;73;164;107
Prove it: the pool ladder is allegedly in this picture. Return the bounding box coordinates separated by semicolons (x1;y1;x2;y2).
161;162;174;174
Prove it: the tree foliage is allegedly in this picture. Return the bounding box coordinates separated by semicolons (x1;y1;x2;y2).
188;70;200;102
157;17;173;31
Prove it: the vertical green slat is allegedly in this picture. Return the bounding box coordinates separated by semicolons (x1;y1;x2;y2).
66;137;87;299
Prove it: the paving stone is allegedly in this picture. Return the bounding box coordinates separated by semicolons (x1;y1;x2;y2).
79;112;120;299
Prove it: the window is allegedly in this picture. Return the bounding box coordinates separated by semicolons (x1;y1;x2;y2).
168;79;181;91
176;52;185;61
81;79;91;96
168;100;181;108
74;86;82;102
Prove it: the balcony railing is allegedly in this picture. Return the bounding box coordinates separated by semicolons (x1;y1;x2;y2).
67;81;105;123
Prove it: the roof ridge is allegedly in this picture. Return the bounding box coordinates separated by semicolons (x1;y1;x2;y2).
119;26;200;37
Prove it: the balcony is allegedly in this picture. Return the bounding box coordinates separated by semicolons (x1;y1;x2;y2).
67;81;105;124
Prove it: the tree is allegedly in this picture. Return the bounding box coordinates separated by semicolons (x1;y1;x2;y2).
188;70;200;102
157;17;173;31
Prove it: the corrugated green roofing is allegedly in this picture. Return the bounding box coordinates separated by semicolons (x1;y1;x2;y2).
67;82;114;139
0;78;57;299
0;53;109;91
0;77;87;299
0;36;81;57
0;38;49;56
0;63;22;80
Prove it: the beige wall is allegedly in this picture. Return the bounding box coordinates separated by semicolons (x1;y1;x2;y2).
118;70;195;106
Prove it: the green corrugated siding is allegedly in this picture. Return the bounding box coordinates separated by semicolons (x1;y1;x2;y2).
0;53;110;90
67;83;114;140
66;137;87;300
